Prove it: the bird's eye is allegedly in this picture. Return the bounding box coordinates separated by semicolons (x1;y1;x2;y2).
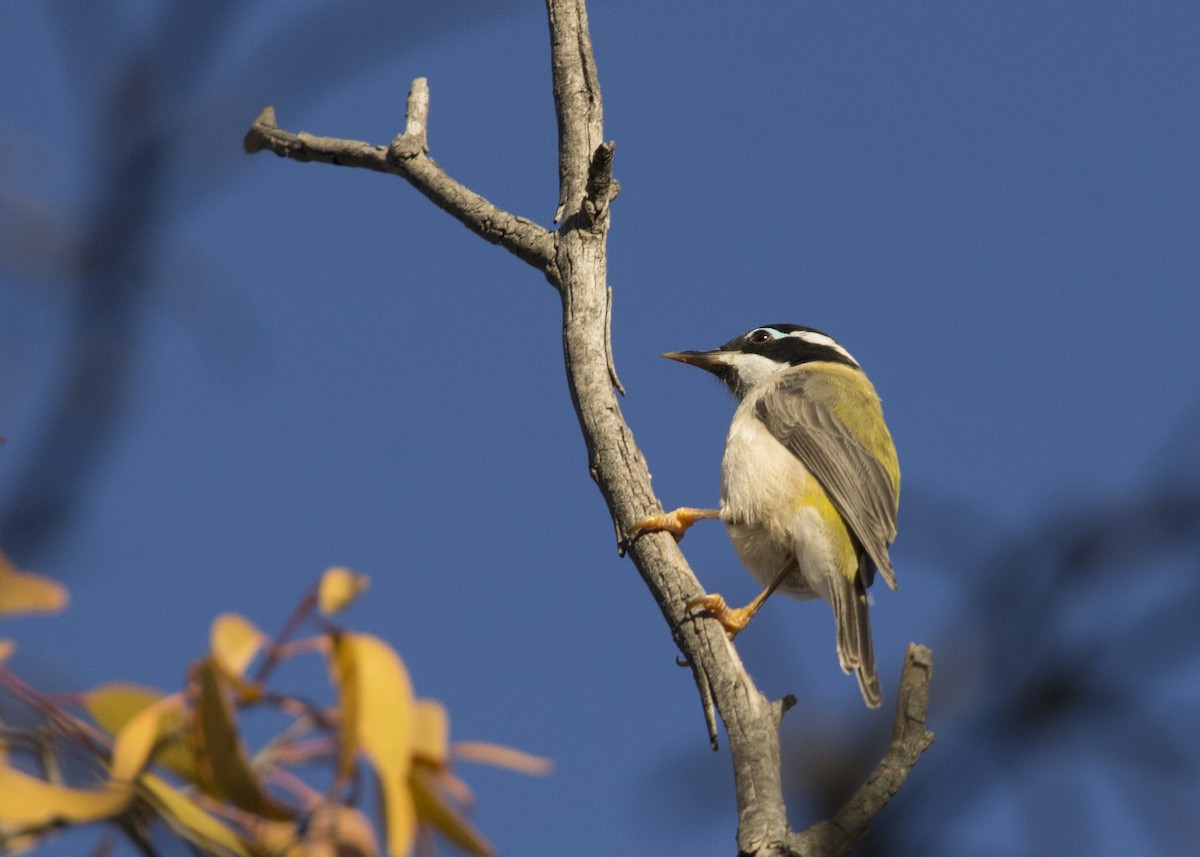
749;329;774;344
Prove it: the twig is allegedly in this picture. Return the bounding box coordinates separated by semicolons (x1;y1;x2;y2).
243;84;556;277
796;644;936;856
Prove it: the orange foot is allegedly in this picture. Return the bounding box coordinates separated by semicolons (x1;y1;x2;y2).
627;507;720;543
686;593;757;639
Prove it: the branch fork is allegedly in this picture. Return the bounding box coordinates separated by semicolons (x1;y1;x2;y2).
245;80;556;278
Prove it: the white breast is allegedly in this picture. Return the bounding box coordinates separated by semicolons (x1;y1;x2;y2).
719;389;833;601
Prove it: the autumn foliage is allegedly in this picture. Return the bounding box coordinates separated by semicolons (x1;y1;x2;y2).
0;555;549;856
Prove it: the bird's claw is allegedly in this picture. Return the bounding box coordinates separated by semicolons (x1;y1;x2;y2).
627;507;720;544
686;593;753;639
628;512;687;543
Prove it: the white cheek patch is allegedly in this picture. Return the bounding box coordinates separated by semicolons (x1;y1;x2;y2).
787;330;859;366
723;352;791;389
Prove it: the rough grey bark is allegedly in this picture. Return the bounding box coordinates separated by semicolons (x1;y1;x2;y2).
245;1;934;853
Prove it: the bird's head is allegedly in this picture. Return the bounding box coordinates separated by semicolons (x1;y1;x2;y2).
663;324;861;400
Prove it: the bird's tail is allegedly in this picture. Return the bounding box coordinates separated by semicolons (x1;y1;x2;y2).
831;563;882;708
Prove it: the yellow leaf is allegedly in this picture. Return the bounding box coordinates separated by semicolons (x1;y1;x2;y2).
452;741;553;776
84;683;164;734
110;693;184;781
210;613;268;679
0;550;67;616
329;632;416;857
376;776;417;857
327;638;358;786
140;772;254;857
412;699;449;768
318;567;370;615
84;683;198;782
410;764;492;857
192;658;294;820
0;762;132;826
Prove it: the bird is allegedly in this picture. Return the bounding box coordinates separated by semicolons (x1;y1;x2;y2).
631;324;900;707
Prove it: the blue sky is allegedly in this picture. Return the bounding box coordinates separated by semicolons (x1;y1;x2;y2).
2;2;1198;855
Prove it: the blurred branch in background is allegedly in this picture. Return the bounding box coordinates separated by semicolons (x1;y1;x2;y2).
1;2;254;561
0;0;527;565
0;68;159;558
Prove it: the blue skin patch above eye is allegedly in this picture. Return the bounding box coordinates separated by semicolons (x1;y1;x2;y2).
753;328;787;340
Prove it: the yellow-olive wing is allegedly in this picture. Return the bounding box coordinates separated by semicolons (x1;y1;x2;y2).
754;365;900;590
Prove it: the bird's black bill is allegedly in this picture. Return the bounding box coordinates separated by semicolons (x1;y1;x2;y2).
662;349;724;369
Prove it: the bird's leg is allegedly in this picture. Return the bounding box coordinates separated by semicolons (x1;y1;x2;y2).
687;564;793;639
628;507;720;542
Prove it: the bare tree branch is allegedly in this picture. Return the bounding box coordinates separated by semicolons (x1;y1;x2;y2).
545;0;604;223
243;87;555;276
797;644;936;856
244;1;934;853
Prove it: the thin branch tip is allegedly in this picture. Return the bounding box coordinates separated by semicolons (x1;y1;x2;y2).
798;643;935;853
907;641;933;663
244;106;279;153
893;642;934;746
400;77;431;152
407;77;430;108
389;92;429;161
